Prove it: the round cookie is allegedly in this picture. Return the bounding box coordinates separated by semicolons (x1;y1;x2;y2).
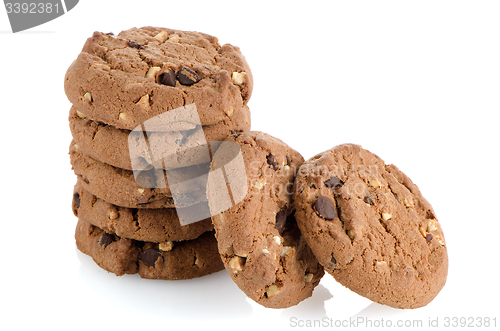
69;104;251;171
69;142;208;209
293;144;448;309
75;219;224;279
64;27;253;130
72;182;213;242
211;131;324;309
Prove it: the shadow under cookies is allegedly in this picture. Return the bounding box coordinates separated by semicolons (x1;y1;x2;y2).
76;248;253;320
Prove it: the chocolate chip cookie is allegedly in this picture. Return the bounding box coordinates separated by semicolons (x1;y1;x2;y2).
211;131;324;308
69;104;250;171
72;182;213;242
64;27;252;130
75;219;224;279
293;144;448;309
70;142;209;209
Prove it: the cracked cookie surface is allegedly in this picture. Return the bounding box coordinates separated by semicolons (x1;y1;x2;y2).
72;182;213;242
211;131;324;308
64;27;253;130
293;144;448;309
69;141;209;209
75;219;224;279
69;104;250;171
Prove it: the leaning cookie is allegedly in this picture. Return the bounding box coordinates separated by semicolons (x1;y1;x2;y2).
211;131;324;309
69;104;250;171
69;142;209;209
72;182;213;242
75;219;224;279
293;144;448;309
65;27;252;130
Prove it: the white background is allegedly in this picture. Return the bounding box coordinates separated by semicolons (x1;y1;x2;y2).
1;1;499;330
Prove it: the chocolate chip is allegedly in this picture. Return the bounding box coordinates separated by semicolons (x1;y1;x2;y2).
176;66;200;86
135;169;157;188
105;32;114;35
331;255;337;264
363;196;374;205
158;70;176;87
314;196;337;220
426;210;436;220
266;153;279;171
99;233;115;248
73;193;80;208
426;233;433;242
141;248;162;267
128;41;144;49
134;240;146;249
275;210;287;234
286;155;291;167
324;176;344;189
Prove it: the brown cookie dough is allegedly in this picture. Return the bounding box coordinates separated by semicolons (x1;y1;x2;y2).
64;27;253;130
72;182;213;242
69;142;209;209
75;219;224;279
69;104;250;171
211;131;324;309
293;144;448;309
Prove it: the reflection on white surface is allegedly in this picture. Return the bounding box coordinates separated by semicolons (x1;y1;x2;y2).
76;248;252;320
280;285;333;319
352;302;404;318
76;247;338;326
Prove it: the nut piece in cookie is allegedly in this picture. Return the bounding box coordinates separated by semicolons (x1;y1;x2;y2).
294;144;448;309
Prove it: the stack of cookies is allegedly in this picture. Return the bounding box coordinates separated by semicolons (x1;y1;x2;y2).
66;27;253;280
66;26;448;310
